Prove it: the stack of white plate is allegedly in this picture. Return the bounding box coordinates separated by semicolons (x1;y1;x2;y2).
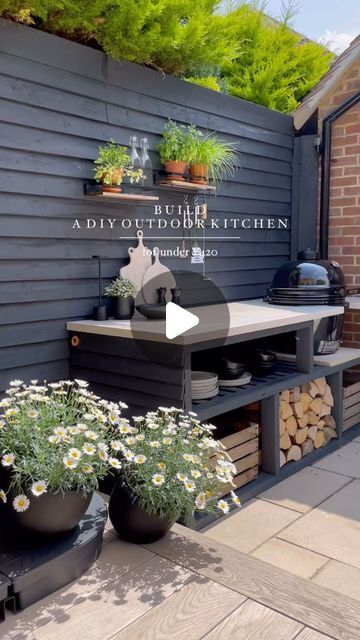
191;371;219;400
218;371;252;387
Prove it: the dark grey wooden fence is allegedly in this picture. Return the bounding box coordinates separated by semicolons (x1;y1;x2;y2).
0;18;300;389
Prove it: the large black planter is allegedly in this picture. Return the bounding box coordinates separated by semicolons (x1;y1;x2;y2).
109;480;175;544
0;467;92;541
113;296;134;320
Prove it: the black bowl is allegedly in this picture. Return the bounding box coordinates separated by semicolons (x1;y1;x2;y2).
136;304;166;320
221;358;244;370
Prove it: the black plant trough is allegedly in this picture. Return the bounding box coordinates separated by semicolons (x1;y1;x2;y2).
0;493;107;621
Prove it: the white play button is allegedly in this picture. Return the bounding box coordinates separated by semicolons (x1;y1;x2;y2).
166;302;199;340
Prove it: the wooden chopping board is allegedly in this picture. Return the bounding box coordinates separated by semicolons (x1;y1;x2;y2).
119;230;152;293
142;252;176;303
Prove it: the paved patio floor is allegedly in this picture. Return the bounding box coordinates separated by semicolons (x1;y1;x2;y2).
204;435;360;602
2;437;360;640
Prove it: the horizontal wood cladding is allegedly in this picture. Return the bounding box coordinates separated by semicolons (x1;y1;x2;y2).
0;18;294;389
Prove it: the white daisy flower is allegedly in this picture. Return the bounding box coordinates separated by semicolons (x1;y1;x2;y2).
230;491;241;507
163;437;172;445
152;473;165;487
183;453;192;462
0;489;7;503
149;440;161;448
135;434;145;442
63;456;78;469
0;399;10;408
76;423;88;431
176;472;187;482
191;469;201;479
119;424;131;434
75;379;89;388
195;493;207;510
68;426;80;435
123;449;134;461
133;416;144;422
85;430;98;441
10;380;23;387
2;453;15;467
184;480;196;493
98;449;108;461
5;407;19;417
13;494;30;512
134;454;146;464
48;435;57;444
147;422;159;430
68;448;82;460
31;481;47;497
82;464;93;474
111;440;123;451
54;426;67;439
125;436;136;445
109;457;121;469
157;462;166;471
188;411;197;417
83;413;96;421
83;442;96;455
217;499;230;514
118;401;128;409
26;409;39;419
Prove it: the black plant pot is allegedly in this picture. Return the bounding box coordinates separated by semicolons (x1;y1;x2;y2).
113;296;135;320
109;480;175;544
0;467;92;542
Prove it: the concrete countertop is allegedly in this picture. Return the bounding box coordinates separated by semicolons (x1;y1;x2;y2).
67;299;344;345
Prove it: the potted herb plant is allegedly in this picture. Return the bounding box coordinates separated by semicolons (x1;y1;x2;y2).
187;127;240;185
104;275;137;319
157;120;192;181
0;379;126;540
108;407;240;544
94;139;144;193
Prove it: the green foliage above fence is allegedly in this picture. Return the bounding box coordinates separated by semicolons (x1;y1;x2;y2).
0;1;333;113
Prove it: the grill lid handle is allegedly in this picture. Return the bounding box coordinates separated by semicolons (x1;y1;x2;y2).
298;248;320;261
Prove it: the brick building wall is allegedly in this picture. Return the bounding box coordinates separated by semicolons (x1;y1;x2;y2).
317;60;360;347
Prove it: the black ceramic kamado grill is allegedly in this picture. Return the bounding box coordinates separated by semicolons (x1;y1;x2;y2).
264;250;358;355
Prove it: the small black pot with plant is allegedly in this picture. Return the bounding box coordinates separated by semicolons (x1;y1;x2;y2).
104;276;137;320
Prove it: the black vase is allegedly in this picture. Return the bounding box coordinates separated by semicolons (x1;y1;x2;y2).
113;296;134;320
0;467;92;541
109;480;174;544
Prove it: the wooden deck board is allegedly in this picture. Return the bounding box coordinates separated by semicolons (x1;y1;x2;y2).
145;525;360;640
202;599;303;640
112;579;245;640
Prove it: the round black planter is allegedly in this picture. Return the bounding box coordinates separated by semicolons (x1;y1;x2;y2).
0;467;92;541
113;296;135;320
109;480;175;544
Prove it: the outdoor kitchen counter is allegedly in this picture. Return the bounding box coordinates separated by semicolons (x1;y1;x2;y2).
67;299;344;345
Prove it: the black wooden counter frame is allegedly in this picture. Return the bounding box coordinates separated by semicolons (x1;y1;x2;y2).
69;322;360;521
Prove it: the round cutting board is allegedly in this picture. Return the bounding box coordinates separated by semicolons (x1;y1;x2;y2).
141;252;176;303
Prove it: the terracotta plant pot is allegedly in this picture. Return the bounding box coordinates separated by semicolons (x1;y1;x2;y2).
109;480;176;544
0;466;92;541
189;164;208;185
101;168;124;193
113;295;135;320
163;160;187;182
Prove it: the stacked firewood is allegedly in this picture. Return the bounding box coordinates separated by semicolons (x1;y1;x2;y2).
279;377;336;466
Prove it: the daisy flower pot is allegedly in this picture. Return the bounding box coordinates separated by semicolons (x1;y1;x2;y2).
109;479;175;544
107;407;241;545
0;379;127;542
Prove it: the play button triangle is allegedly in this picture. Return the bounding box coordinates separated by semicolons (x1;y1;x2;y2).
165;302;199;340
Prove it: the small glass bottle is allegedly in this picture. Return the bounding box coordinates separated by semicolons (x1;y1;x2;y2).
129;135;141;169
139;137;153;185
